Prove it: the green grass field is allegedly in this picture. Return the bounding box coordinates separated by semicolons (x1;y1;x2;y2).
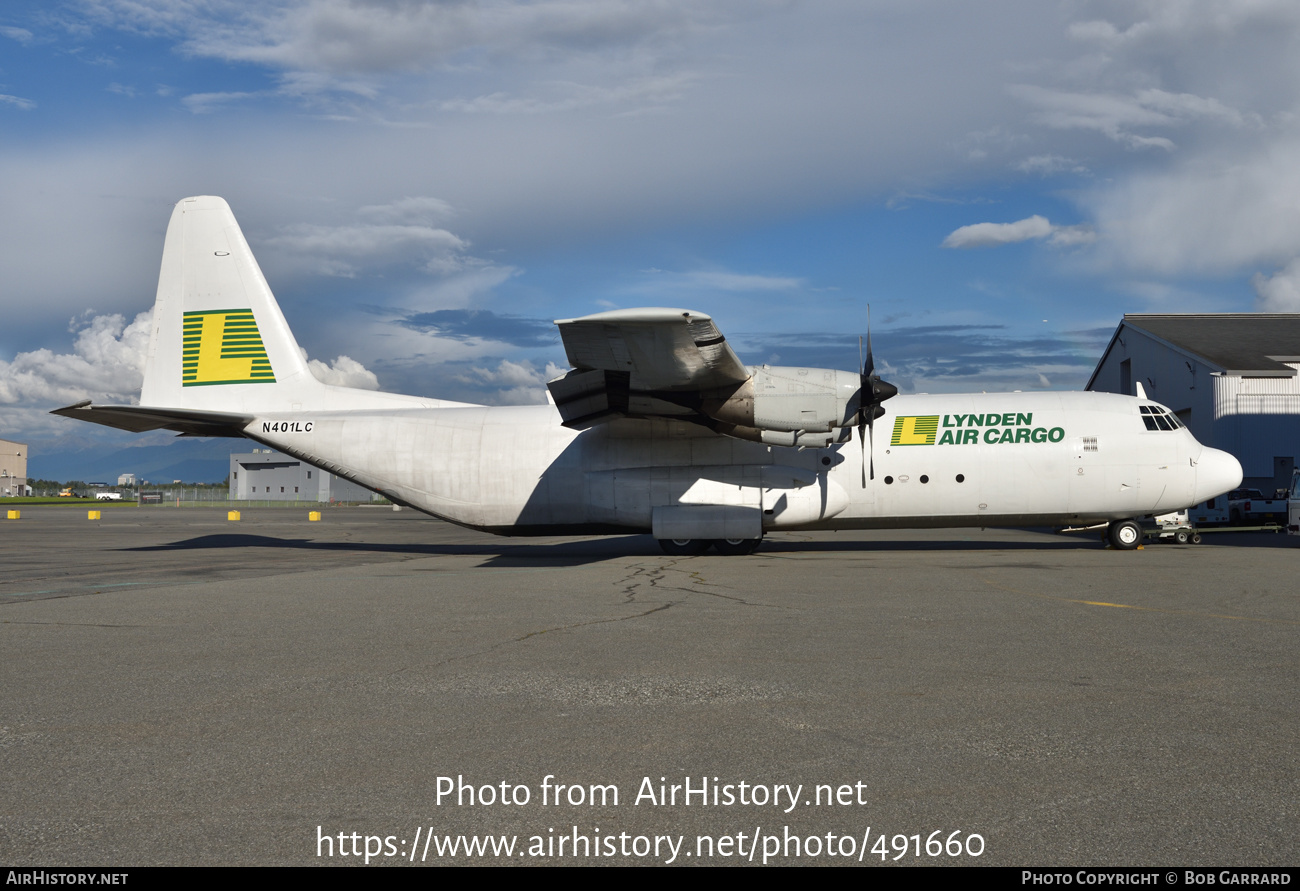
3;496;122;505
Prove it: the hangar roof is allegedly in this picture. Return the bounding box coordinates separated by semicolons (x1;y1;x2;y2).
1118;314;1300;375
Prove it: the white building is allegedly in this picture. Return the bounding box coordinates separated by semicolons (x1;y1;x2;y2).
1087;314;1300;492
1;438;28;496
229;449;381;502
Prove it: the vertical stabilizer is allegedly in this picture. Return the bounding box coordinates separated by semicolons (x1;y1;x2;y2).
141;196;321;411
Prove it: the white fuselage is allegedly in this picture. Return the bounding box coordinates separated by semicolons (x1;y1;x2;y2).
241;389;1241;535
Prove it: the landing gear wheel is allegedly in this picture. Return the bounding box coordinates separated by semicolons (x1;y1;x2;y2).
711;538;762;556
658;538;710;556
1174;529;1190;544
1107;519;1143;550
1191;532;1202;544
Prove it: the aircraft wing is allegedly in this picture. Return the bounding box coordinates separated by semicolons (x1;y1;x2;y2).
549;308;751;429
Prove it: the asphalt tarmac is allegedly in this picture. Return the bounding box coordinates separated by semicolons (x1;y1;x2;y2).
2;505;1296;866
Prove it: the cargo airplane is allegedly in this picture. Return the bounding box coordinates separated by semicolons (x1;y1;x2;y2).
55;196;1243;553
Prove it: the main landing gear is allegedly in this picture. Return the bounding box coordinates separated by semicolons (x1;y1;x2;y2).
658;538;762;556
1105;519;1143;550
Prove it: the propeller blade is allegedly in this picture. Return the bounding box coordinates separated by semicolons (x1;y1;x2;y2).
867;410;875;481
864;306;875;380
860;420;867;487
858;335;867;486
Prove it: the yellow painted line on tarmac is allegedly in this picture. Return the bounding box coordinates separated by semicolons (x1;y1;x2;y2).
983;578;1299;625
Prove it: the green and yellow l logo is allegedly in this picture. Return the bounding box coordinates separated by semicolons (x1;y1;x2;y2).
890;415;939;446
182;309;276;387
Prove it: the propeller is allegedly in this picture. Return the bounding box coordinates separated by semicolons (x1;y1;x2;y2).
856;308;898;485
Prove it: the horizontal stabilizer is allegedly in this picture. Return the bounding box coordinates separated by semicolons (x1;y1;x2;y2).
50;401;252;438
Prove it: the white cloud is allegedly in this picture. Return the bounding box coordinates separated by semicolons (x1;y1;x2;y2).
1083;134;1300;274
440;73;697;116
1047;224;1098;247
1014;154;1088;176
943;215;1098;250
0;311;151;406
0;94;36;110
1252;259;1300;311
272;223;465;265
686;271;804;291
265;199;486;277
1;25;33;43
398;265;521;310
453;358;568;404
358;196;455;226
1067;19;1120;43
942;215;1052;248
181;90;258;113
626;269;805;295
1068;3;1300;49
1135;88;1249;127
182;0;742;72
1007;84;1251;151
307;354;380;389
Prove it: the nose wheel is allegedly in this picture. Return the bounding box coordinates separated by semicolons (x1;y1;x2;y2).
1106;519;1143;550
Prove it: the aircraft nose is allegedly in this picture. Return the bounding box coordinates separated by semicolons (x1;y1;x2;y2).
1195;447;1243;504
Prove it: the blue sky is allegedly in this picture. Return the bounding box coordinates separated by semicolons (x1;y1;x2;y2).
2;0;1298;452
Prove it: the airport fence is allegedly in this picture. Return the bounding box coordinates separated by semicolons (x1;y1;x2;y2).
25;485;386;507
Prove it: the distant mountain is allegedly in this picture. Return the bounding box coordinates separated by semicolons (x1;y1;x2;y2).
28;438;238;484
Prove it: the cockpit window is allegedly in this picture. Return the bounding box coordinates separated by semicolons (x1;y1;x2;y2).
1139;404;1183;431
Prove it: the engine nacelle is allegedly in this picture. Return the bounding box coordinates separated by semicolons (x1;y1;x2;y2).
702;366;861;436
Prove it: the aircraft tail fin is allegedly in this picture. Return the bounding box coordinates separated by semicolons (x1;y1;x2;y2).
140;196;323;412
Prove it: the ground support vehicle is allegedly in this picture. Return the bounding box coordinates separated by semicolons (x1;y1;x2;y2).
1144;509;1201;545
1189;495;1229;526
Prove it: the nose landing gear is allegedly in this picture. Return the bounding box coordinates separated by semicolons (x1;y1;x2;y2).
1106;519;1143;550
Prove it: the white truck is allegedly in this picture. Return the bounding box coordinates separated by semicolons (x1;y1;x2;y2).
1227;488;1288;525
94;491;123;501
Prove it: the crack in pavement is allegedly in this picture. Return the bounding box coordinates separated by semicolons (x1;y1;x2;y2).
2;620;155;628
514;603;673;641
398;601;679;675
611;557;805;610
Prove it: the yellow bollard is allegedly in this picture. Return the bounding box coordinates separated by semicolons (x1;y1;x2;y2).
228;510;241;521
6;509;19;520
308;511;321;521
88;510;101;520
